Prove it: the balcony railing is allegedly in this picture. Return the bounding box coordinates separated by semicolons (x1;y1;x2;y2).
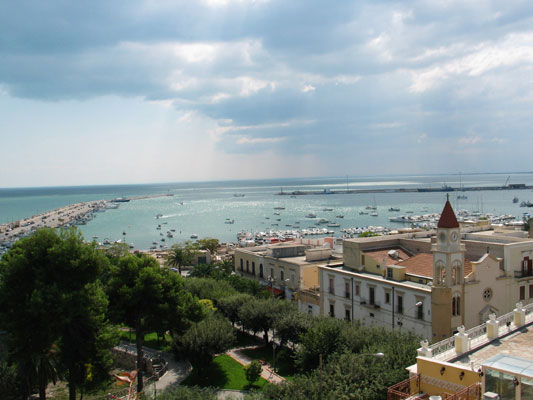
387;375;425;400
429;302;533;361
443;383;481;400
514;269;533;278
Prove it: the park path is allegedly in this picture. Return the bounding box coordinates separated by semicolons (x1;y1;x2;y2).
226;346;287;385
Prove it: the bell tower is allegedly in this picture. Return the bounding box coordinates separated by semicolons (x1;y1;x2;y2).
431;195;465;341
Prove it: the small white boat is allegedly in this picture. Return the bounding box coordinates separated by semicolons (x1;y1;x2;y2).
305;213;317;218
190;234;198;239
370;211;378;217
328;223;340;227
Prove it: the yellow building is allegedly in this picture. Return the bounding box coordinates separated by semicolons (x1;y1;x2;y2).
387;302;533;399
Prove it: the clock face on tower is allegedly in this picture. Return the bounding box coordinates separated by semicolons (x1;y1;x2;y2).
451;232;458;242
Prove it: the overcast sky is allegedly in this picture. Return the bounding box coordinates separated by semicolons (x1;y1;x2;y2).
1;0;533;187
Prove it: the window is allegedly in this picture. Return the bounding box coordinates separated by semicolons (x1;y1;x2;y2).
355;284;360;296
361;255;365;265
397;295;403;314
329;304;334;317
387;268;393;279
259;264;264;278
307;305;313;314
252;262;255;275
345;282;350;299
240;259;243;271
246;260;249;273
280;270;284;281
329;277;334;294
291;272;295;285
270;268;274;279
452;294;461;316
385;292;390;304
417;303;424;320
483;288;493;302
369;287;375;305
451;261;461;285
520;286;526;301
345;309;351;321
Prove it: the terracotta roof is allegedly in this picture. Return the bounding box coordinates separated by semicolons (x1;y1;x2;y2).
437;200;459;228
398;253;473;279
365;247;411;266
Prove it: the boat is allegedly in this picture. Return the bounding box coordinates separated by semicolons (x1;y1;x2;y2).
167;232;173;238
305;213;317;218
233;193;245;197
370;211;378;217
328;223;340;227
317;218;329;224
111;197;130;203
359;211;369;215
156;213;163;219
388;207;400;212
274;212;280;215
513;197;519;203
225;219;235;224
322;208;333;211
336;215;344;218
274;206;286;210
190;234;198;239
405;210;414;213
457;195;468;200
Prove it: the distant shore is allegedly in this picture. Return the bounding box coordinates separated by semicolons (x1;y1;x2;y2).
0;193;174;248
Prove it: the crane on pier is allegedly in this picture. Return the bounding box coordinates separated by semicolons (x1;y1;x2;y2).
504;176;510;187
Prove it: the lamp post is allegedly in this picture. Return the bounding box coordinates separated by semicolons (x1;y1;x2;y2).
397;301;423;330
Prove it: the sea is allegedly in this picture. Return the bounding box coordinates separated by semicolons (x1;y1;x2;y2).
1;173;533;251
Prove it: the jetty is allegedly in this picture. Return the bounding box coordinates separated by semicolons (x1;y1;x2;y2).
277;183;533;196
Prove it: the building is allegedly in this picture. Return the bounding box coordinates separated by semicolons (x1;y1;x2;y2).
234;238;342;314
387;301;533;399
319;199;533;341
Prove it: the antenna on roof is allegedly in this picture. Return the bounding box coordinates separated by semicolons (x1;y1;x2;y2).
446;193;450;202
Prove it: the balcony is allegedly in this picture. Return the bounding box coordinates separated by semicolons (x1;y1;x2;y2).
514;269;533;278
387;377;480;400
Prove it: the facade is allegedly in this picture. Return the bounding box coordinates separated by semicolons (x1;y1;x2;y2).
234;239;342;312
319;200;533;342
387;301;533;400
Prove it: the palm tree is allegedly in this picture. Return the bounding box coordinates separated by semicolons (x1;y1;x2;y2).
166;244;196;275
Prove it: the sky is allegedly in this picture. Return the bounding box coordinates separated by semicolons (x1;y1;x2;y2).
1;0;533;188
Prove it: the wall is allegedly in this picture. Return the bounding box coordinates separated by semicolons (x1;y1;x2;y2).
431;287;452;342
417;357;480;398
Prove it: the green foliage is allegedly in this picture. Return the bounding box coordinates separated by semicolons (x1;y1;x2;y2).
107;252;204;392
238;298;293;343
294;316;345;371
199;298;217;312
358;231;380;237
172;314;236;368
0;228;117;400
244;360;262;386
166;242;198;274
0;359;20;400
196;237;220;255
241;345;297;380
158;385;217;400
217;293;255;326
273;310;312;350
183;277;238;304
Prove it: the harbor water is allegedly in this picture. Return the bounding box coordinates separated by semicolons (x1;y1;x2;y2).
1;173;533;251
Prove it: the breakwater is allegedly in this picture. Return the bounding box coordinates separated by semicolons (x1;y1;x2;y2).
278;184;533;196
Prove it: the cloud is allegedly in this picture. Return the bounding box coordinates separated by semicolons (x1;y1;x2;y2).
2;1;533;186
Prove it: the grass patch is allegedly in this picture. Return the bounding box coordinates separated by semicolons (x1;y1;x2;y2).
119;329;171;352
241;345;296;380
182;354;267;391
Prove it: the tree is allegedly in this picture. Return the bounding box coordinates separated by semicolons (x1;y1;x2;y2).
244;360;262;387
0;228;116;400
171;314;235;368
166;243;198;274
218;293;254;327
182;277;238;304
107;253;204;393
238;298;291;344
0;359;19;400
196;237;220;255
273;310;311;350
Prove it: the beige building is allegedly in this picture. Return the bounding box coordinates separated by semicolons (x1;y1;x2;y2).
319;200;533;342
234;239;342;314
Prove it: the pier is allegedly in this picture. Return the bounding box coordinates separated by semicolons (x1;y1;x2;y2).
277;184;533;196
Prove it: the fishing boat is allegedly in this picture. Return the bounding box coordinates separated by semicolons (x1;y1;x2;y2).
190;234;198;239
335;215;344;218
388;207;400;212
305;212;317;218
